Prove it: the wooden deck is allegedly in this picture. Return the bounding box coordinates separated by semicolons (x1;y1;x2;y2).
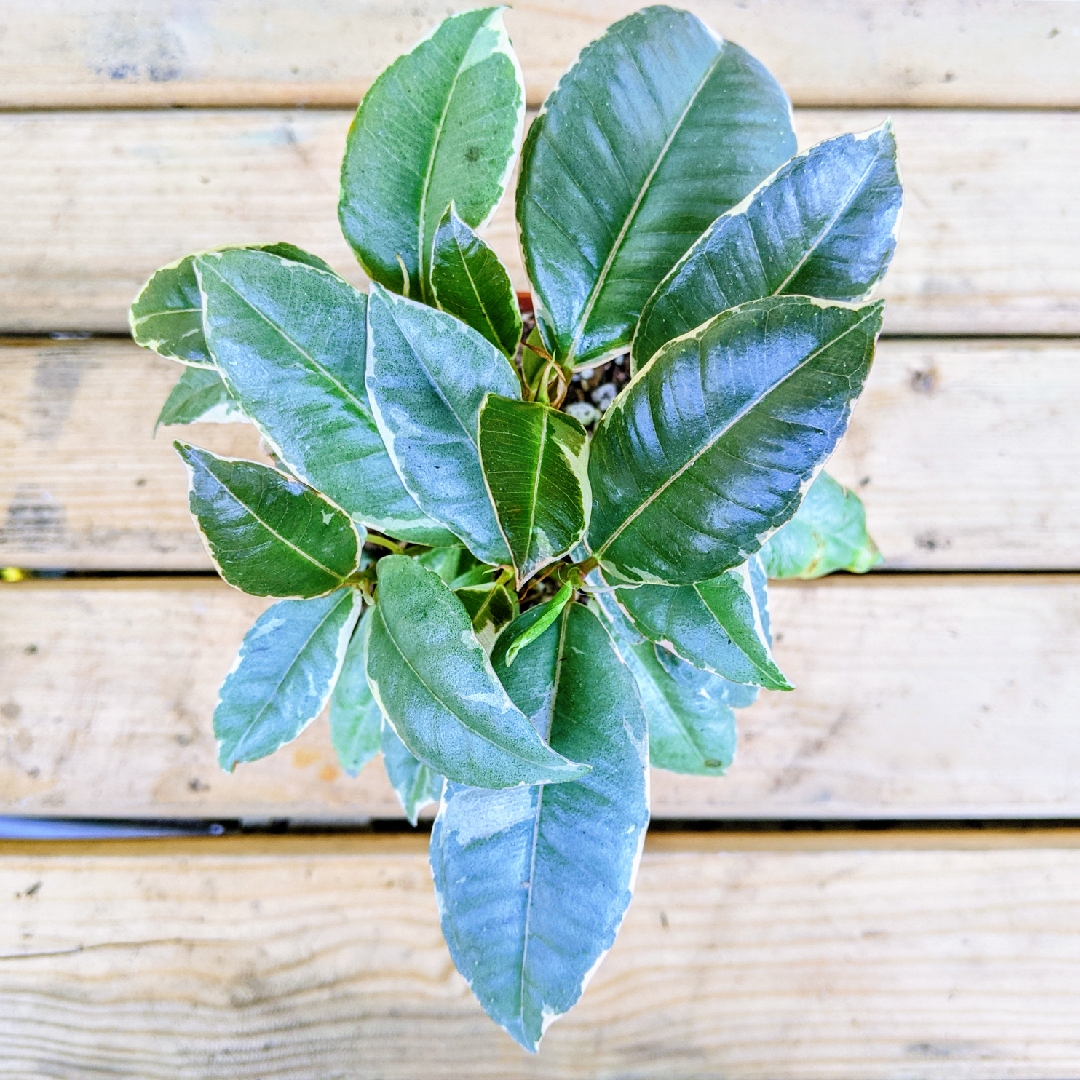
1;2;1078;1075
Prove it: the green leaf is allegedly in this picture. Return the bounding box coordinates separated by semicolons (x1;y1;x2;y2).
456;580;519;654
156;366;243;430
591;560;764;710
431;601;648;1051
517;6;795;367
339;7;525;302
415;544;481;585
587;295;884;584
503;580;574;666
431;205;522;357
329;611;383;777
633;124;903;371
760;472;882;578
450;564;499;589
382;721;444;826
215;588;363;771
747;552;772;659
129;244;333;368
196;248;453;545
366;285;520;564
591;580;749;773
623;639;737;776
607;560;790;689
365;555;589;788
520;325;550;393
478;396;590;586
176;442;360;598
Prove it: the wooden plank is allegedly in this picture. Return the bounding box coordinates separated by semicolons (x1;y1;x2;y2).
3;832;1080;1076
0;339;265;571
5;337;1079;572
3;575;1079;821
2;1;1079;109
1;109;1078;336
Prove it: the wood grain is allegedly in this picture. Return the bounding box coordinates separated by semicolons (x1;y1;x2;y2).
3;833;1080;1077
3;576;1079;821
2;109;1078;336
5;337;1078;572
2;1;1078;109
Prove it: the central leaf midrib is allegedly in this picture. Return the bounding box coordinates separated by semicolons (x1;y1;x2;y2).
210;465;347;582
454;231;502;346
771;149;883;295
522;408;548;568
385;302;479;448
594;306;878;558
565;42;727;364
132;306;201;325
417;24;488;301
517;604;571;1030
691;580;778;683
377;604;538;763
203;261;371;422
230;593;349;758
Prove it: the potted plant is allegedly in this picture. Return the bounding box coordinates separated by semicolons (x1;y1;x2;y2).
129;4;900;1050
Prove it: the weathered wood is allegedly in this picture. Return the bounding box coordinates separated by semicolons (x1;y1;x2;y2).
5;337;1078;572
2;109;1078;336
3;833;1080;1076
0;339;265;571
3;576;1079;821
2;1;1078;109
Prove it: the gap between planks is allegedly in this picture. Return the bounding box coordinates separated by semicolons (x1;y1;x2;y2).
7;827;1080;860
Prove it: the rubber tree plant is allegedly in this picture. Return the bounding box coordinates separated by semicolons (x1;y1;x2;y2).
129;4;901;1051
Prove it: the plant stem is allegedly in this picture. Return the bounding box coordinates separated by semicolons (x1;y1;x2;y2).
364;532;405;554
576;555;599;577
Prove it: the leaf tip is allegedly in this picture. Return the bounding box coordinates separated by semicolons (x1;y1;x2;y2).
172;439;195;464
548;759;592;784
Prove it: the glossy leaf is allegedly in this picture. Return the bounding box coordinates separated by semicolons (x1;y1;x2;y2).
366;285;520;564
156;366;243;430
365;555;589;788
431;206;522;357
215;588;363;771
382;721;445;825
607;560;790;689
626;640;737;776
450;564;500;590
520;325;551;395
478;396;590;585
416;544;482;586
633;124;903;370
456;581;519;653
585;573;643;646
176;442;359;598
196;248;453;545
746;551;773;693
502;581;573;667
517;6;795;367
130;243;333;368
329;611;383;777
587;295;884;584
760;471;882;578
339;7;525;302
431;601;648;1051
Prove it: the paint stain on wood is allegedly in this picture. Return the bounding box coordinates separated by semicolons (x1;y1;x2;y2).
0;486;66;552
